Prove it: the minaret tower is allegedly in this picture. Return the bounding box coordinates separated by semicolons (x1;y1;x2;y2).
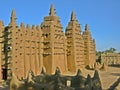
65;11;84;72
41;4;67;74
83;24;96;68
4;10;18;80
0;20;4;80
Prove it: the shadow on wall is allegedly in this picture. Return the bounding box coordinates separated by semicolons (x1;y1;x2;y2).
110;73;120;76
109;65;120;68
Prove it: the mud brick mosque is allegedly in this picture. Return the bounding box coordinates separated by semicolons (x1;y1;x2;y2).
0;4;96;80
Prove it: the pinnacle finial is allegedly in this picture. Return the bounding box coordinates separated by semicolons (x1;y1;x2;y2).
32;25;36;30
11;10;16;18
26;24;30;29
9;9;17;26
85;24;89;31
49;4;55;16
36;25;41;31
55;67;61;75
41;67;46;74
71;11;76;21
93;70;100;80
20;23;25;28
27;70;34;83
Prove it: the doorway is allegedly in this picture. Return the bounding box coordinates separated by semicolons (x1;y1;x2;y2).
2;68;7;80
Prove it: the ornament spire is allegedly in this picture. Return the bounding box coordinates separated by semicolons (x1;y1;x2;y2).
85;24;89;31
9;9;17;26
71;11;76;21
49;4;55;16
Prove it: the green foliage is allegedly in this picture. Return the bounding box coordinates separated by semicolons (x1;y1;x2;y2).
97;47;116;54
105;48;116;53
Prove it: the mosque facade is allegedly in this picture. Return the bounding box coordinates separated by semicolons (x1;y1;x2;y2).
0;5;96;80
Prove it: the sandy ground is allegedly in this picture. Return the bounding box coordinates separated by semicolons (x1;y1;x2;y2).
84;66;120;89
99;66;120;89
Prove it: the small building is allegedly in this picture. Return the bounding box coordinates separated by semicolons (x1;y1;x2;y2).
101;52;120;65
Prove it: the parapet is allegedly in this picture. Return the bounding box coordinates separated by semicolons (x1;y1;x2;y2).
10;67;102;90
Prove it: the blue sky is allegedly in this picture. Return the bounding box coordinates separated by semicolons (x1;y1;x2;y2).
0;0;120;52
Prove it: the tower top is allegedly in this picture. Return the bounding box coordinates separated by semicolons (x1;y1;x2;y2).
26;24;30;30
71;11;76;21
85;24;89;32
9;9;17;26
20;23;25;28
49;4;55;16
11;10;16;18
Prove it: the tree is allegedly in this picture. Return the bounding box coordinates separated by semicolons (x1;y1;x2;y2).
105;47;116;53
109;48;116;52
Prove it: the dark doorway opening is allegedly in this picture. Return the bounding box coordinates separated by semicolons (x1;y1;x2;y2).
2;68;7;80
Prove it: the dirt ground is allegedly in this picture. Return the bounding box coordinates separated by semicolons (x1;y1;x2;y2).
84;66;120;89
99;66;120;89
